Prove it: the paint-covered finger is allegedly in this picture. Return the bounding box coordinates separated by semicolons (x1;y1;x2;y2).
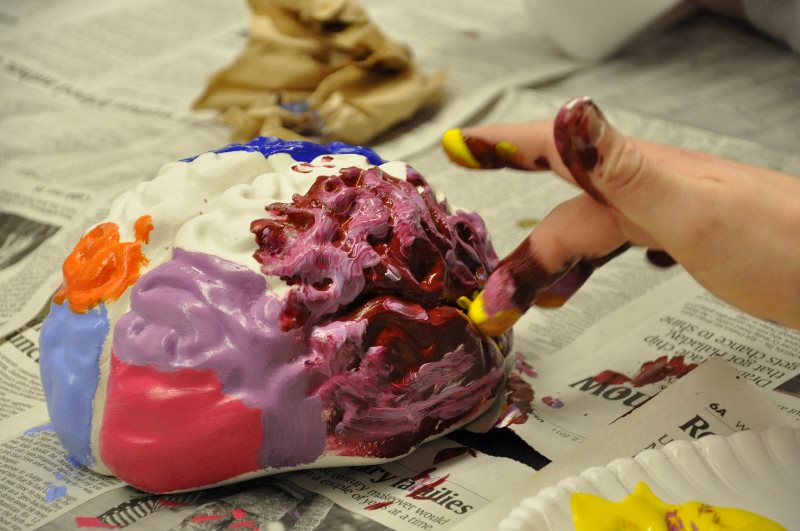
441;124;571;177
553;96;689;225
535;243;631;308
465;195;629;335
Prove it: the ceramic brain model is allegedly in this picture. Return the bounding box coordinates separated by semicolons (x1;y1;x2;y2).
39;138;512;493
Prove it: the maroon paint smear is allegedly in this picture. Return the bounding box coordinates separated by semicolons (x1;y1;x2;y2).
461;136;528;170
494;239;564;312
495;372;535;428
535;243;630;308
553;96;609;205
408;474;450;499
595;355;698;387
433;446;476;465
365;501;394;510
514;352;538;378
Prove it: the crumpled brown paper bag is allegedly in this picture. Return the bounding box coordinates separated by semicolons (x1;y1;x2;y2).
193;0;444;145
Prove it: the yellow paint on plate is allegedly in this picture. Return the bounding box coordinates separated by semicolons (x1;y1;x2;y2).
571;482;786;531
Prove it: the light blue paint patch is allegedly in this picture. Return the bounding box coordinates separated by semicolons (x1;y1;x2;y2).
54;471;67;481
40;302;109;467
24;424;54;436
67;455;82;468
45;484;68;503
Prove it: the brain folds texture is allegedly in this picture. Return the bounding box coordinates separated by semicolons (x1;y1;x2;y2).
39;138;510;493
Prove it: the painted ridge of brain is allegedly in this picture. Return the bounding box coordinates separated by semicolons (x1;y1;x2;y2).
39;137;511;493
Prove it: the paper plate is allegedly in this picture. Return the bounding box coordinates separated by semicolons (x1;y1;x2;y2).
499;426;800;530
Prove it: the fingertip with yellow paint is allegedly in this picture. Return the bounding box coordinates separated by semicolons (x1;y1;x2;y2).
459;290;521;337
441;128;482;169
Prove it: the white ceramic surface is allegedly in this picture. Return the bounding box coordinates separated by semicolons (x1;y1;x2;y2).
500;426;800;530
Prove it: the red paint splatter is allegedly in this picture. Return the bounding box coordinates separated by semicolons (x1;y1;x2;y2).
408;474;450;499
365;501;393;510
495;372;535;428
514;352;537;378
231;508;248;519
433;446;476;465
74;517;119;528
192;515;225;523
595;355;698;387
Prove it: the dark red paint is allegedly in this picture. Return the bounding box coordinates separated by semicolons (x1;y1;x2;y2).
553;96;609;205
595;355;698;387
462;136;528;170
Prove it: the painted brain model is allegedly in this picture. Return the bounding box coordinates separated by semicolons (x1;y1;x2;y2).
39;138;511;493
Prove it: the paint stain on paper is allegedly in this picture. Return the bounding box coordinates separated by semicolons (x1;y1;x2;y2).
541;396;564;409
516;218;539;229
594;355;698;387
24;424;54;436
365;501;394;510
45;484;68;503
74;517;119;528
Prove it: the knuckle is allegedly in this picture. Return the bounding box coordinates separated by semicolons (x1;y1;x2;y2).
601;137;648;199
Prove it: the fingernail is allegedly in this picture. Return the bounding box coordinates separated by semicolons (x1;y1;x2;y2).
441;128;527;170
553;96;609;205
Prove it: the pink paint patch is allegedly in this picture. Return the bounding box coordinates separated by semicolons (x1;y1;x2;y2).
74;517;119;528
100;355;264;493
541;396;564;408
365;501;393;510
192;515;225;523
231;508;248;519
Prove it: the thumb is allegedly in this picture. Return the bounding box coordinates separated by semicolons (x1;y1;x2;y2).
554;97;685;230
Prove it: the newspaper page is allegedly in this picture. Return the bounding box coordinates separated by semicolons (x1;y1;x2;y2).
454;357;799;530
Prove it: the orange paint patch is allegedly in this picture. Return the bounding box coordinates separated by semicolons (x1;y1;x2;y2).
53;215;153;313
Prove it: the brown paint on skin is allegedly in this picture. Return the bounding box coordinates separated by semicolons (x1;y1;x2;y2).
553;96;610;205
496;240;567;310
534;243;631;308
462;136;528;170
532;156;551;170
646;249;677;268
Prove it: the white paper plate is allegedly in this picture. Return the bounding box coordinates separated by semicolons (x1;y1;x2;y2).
500;426;800;530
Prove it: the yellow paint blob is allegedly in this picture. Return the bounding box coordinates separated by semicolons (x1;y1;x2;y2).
458;291;520;337
571;482;786;531
441;128;481;169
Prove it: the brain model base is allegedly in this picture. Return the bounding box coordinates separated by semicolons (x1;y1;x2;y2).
39;138;512;493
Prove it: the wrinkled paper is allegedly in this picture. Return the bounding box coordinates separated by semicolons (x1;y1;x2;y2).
194;0;444;144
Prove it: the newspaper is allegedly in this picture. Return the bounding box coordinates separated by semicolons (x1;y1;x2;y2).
2;1;800;530
454;357;799;530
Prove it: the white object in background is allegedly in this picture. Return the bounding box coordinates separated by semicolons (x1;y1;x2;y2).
499;426;800;530
524;0;691;60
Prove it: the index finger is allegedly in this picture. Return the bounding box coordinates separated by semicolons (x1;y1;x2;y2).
442;121;577;185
